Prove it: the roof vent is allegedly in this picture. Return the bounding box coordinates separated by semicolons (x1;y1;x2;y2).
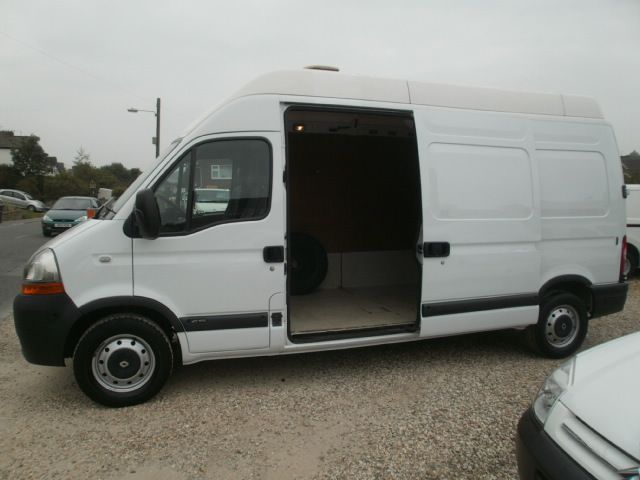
304;65;340;72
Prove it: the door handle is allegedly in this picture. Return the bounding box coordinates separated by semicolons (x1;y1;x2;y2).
423;242;450;258
263;246;285;263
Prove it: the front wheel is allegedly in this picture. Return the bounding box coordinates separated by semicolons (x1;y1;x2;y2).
27;205;35;212
524;293;588;358
73;313;173;407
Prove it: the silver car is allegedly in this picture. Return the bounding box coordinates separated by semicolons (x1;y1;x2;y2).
0;189;48;212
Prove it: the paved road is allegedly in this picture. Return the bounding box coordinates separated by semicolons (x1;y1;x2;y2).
0;219;48;320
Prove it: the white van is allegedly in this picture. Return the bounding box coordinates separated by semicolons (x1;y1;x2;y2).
624;184;640;277
14;68;628;407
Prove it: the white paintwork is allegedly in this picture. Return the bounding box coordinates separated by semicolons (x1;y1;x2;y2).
420;306;538;337
38;69;625;367
232;70;602;118
45;219;133;305
543;333;640;478
133;131;284;353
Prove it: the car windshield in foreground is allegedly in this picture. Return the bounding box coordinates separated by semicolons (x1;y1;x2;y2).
52;198;95;210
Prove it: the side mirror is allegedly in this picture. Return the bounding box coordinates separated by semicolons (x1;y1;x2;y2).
134;189;160;239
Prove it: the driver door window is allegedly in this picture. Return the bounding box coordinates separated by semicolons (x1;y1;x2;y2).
153;138;271;235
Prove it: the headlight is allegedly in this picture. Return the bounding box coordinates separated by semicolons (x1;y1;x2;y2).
23;249;61;283
75;215;88;222
532;358;576;424
43;214;52;222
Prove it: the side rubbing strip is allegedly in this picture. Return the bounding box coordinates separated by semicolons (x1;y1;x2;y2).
422;294;538;317
181;313;269;332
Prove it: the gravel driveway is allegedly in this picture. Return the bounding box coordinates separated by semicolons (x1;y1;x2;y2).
1;282;638;480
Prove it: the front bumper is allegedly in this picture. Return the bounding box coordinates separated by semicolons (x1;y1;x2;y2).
42;222;76;234
516;408;595;480
590;282;628;318
13;292;80;366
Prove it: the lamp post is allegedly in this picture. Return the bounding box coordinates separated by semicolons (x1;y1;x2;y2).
127;97;161;157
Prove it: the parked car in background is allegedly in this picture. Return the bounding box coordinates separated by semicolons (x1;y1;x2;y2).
517;332;640;479
194;188;229;214
625;184;640;277
0;189;47;212
41;196;98;237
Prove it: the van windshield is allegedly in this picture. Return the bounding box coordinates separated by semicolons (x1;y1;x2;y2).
100;138;182;219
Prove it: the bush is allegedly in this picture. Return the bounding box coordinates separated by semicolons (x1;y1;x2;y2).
15;177;41;198
43;172;86;202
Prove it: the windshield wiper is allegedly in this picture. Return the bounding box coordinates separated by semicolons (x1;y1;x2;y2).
96;199;116;218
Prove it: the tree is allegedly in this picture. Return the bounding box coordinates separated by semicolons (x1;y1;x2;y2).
11;135;52;177
73;146;91;166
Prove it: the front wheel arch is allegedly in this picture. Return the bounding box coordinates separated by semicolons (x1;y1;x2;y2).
65;302;182;366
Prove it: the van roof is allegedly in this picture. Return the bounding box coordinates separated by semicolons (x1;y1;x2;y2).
232;69;603;119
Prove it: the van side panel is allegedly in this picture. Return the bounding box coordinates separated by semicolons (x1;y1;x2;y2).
415;106;541;336
533;121;625;287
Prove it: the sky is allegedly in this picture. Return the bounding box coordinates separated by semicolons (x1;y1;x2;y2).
2;0;639;171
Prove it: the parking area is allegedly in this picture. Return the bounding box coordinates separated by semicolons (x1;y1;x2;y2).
0;281;638;480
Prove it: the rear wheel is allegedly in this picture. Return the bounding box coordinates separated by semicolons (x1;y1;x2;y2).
624;247;638;278
73;313;173;407
525;293;588;358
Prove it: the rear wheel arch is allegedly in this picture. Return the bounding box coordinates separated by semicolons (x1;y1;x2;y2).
538;275;593;314
64;297;183;365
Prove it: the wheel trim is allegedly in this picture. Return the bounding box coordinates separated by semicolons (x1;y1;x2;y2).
544;305;579;348
92;334;155;393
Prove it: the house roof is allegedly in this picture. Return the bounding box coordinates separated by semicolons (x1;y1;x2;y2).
0;132;28;150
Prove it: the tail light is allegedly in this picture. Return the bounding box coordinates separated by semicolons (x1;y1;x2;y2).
620;235;628;282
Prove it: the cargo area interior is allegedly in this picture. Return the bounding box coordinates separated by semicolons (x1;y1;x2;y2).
285;108;422;339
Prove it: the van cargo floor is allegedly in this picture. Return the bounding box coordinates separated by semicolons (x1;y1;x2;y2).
289;285;417;334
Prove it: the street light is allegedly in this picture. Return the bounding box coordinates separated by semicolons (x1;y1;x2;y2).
127;97;161;157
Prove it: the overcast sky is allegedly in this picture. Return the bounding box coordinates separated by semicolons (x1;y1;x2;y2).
2;0;639;170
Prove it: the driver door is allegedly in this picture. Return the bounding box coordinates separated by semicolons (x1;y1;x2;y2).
132;133;285;354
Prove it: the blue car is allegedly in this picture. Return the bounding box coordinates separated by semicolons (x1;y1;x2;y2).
41;196;98;237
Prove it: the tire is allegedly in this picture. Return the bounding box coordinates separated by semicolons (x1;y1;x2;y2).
524;293;588;358
42;229;52;237
290;233;328;295
27;205;35;212
624;247;638;278
73;313;173;407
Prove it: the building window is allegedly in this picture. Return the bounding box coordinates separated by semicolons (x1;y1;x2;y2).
211;163;232;180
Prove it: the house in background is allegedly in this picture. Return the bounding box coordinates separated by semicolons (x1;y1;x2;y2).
0;130;64;173
0;131;28;166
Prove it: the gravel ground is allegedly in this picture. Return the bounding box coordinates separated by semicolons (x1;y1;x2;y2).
1;282;639;480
